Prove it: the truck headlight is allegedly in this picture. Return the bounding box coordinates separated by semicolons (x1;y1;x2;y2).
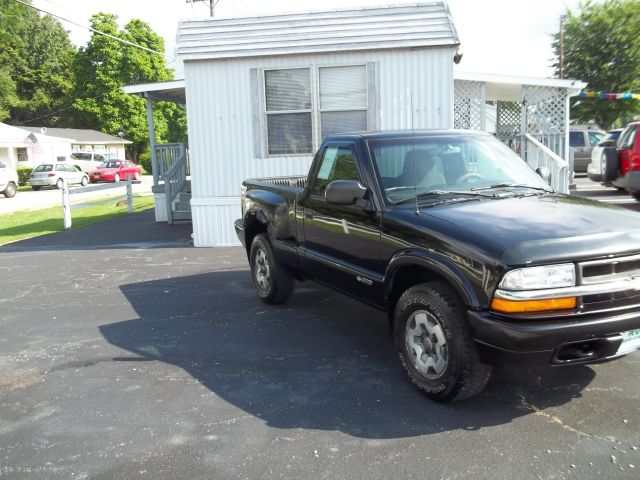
499;264;575;290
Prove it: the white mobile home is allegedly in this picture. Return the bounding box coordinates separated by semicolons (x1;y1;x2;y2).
128;2;461;246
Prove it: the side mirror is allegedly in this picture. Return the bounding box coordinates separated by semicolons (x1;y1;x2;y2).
325;180;368;206
536;166;552;185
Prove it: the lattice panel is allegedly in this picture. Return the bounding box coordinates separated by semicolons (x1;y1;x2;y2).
522;85;566;136
496;101;521;135
454;80;485;131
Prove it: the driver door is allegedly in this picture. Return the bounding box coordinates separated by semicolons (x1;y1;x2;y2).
300;142;383;305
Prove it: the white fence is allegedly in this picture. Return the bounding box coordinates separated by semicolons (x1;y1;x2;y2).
522;134;570;194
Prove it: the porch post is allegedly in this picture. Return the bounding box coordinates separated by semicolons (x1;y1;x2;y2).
145;95;159;187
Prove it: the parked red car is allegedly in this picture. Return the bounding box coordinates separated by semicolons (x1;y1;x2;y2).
90;160;142;183
601;122;640;200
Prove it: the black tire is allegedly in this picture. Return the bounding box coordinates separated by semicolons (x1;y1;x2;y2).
3;182;16;198
249;233;294;305
31;186;41;191
601;147;619;183
631;191;640;202
394;281;491;403
80;175;89;186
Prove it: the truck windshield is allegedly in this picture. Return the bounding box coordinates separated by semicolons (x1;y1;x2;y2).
368;134;552;204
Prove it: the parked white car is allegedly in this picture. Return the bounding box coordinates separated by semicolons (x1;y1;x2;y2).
67;152;115;173
0;160;18;198
587;129;624;183
30;163;90;190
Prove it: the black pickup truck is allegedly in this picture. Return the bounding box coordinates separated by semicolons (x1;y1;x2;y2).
234;130;640;402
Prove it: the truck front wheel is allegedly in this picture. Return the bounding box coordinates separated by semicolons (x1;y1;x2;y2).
249;234;294;305
394;281;491;403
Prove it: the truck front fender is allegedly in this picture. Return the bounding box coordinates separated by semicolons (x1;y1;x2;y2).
383;250;482;309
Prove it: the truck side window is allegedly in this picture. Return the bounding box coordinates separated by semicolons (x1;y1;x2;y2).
311;146;360;197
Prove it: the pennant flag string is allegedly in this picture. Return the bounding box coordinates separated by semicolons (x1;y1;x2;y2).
578;91;640;100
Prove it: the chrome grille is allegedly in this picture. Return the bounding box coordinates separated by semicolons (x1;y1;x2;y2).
579;254;640;286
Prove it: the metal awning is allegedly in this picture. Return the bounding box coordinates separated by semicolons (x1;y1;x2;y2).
454;72;586;102
123;80;186;104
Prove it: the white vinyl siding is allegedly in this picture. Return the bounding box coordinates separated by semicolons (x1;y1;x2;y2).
184;48;455;246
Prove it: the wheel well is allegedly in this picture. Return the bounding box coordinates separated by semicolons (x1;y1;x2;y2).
244;214;268;257
386;265;463;324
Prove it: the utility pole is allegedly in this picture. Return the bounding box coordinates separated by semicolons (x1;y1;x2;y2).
559;14;566;79
186;0;218;17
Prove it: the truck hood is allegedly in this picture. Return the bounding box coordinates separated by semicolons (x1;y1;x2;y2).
420;193;640;265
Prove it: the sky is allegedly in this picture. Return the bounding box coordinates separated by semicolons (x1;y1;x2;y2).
31;0;590;79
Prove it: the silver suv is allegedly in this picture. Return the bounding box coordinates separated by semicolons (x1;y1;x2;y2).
569;128;605;173
0;160;18;198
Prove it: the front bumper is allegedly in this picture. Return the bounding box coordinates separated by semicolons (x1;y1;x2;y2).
468;308;640;367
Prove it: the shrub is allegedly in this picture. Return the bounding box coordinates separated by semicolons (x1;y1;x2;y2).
16;166;32;186
138;151;152;175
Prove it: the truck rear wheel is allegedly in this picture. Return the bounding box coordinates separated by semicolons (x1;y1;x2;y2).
249;234;294;305
394;281;491;403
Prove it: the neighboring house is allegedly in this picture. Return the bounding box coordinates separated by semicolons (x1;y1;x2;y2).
0;122;71;169
22;127;132;161
0;123;30;170
0;123;133;170
124;2;585;247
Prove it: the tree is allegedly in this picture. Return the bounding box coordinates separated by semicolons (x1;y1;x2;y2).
0;0;76;126
73;13;187;159
552;0;640;129
0;68;17;121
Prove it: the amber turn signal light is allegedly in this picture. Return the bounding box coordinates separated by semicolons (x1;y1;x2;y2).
491;297;577;313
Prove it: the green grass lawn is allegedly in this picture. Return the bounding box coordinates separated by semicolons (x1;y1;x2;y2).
0;195;155;245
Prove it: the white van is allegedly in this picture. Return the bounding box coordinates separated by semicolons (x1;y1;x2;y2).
0;160;18;198
67;152;115;172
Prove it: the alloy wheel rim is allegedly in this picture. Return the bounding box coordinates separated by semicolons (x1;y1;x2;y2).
405;310;448;379
254;248;271;291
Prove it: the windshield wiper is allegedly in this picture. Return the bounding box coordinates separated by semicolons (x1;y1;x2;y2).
393;190;493;205
471;183;554;193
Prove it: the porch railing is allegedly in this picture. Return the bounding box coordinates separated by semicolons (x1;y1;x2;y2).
164;149;188;224
155;143;187;185
522;133;570;193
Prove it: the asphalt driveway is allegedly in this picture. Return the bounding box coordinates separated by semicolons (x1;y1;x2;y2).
1;210;639;479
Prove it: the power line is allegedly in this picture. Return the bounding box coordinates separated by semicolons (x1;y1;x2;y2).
14;0;170;58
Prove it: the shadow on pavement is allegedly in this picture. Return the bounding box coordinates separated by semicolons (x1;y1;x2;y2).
101;269;595;440
0;210;192;252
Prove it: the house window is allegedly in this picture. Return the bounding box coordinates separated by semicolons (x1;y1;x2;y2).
264;68;312;155
263;64;369;156
17;148;28;162
319;65;368;139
